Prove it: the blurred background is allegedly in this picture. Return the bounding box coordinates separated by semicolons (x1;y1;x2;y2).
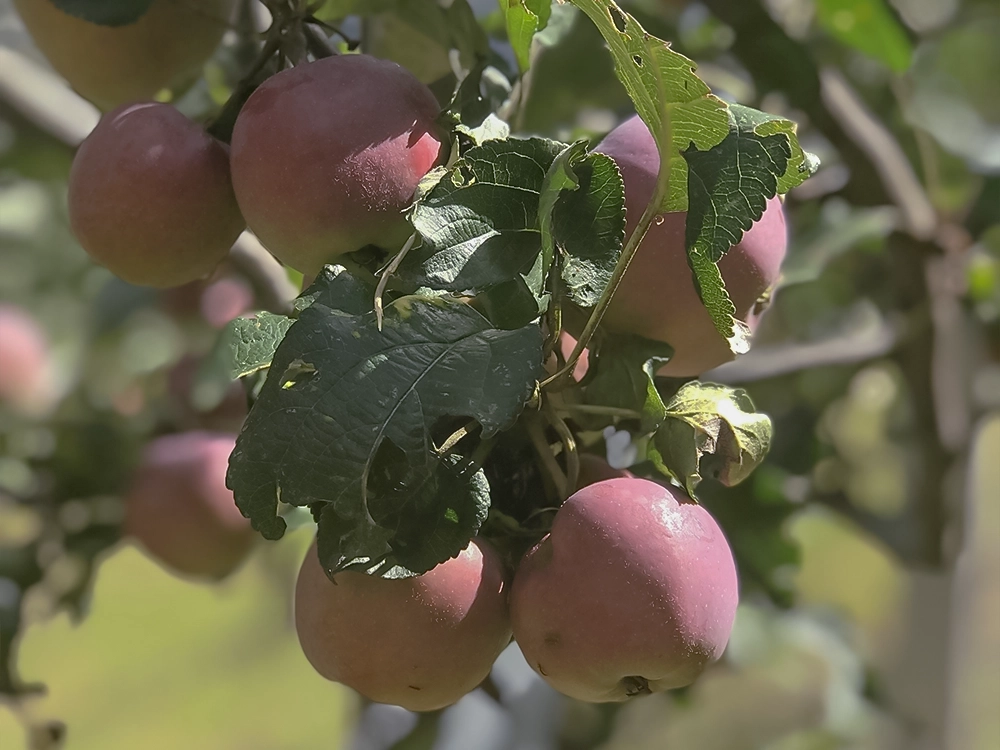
0;0;997;748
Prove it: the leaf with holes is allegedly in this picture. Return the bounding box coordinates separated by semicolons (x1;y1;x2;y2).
683;104;818;348
648;381;772;497
226;276;543;574
569;0;730;211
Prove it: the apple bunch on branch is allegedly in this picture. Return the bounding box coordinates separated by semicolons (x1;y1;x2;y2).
22;0;818;711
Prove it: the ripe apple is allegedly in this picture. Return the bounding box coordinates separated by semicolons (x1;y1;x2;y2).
0;304;54;415
124;431;254;580
510;477;738;702
68;102;245;288
295;539;511;711
13;0;235;111
589;115;788;377
229;54;444;275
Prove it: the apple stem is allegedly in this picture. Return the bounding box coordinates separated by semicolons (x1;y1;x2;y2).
622;675;652;697
544;401;579;497
541;110;673;390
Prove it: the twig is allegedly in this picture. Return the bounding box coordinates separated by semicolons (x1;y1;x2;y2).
819;67;937;240
558;404;643;420
542;112;672;389
375;232;418;330
228;232;298;315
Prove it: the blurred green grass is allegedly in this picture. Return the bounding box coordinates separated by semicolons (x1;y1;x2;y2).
2;528;353;750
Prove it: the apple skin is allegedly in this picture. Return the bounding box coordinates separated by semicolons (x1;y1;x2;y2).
295;538;511;712
0;305;53;414
591;115;788;377
510;477;738;702
123;431;254;581
13;0;235;111
230;54;444;275
68;102;245;288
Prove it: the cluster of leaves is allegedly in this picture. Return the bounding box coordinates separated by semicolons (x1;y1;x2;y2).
219;0;817;579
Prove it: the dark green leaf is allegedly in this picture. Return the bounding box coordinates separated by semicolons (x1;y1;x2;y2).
227;289;543;564
553;151;626;307
585;334;672;430
683;103;818;350
401;137;565;292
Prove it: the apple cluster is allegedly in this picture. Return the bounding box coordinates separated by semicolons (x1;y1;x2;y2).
19;3;793;711
294;463;739;710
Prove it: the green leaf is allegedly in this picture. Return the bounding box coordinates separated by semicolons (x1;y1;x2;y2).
584;334;672;430
224;314;294;380
401;138;566;293
648;382;772;497
227;279;544;574
568;0;730;211
553;151;626;307
501;0;553;71
538;140;589;290
294;264;372;316
50;0;155;26
816;0;913;73
683;103;818;350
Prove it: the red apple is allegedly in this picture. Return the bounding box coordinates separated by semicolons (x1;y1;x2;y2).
511;477;738;702
69;102;245;288
124;431;254;580
295;538;511;711
0;304;54;414
591;115;788;376
229;54;444;275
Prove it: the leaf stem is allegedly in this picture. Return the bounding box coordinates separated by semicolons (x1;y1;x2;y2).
541;112;672;389
557;403;643;419
374;232;418;330
544;401;579;496
525;413;567;498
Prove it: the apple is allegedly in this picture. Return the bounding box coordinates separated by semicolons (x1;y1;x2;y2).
68;102;245;288
229;54;444;275
0;304;54;415
589;115;788;377
510;477;738;702
13;0;235;111
295;538;511;711
123;431;254;580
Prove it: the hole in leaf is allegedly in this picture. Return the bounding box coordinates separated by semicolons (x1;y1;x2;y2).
280;359;317;390
609;5;627;33
632;54;643;67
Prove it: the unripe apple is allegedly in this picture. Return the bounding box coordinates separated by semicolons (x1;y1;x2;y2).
68;102;245;288
0;304;54;414
124;431;254;580
13;0;236;111
230;54;444;275
511;477;738;702
590;115;787;377
295;538;511;711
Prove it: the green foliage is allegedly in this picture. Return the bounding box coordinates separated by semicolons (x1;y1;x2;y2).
648;382;773;497
815;0;913;73
226;270;543;575
501;0;552;71
49;0;154;26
